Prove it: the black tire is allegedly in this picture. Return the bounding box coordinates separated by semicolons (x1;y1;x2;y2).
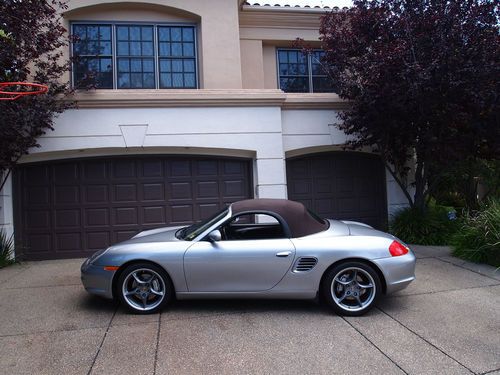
117;262;173;314
321;261;381;316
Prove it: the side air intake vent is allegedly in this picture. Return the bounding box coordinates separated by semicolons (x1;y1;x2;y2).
293;257;318;272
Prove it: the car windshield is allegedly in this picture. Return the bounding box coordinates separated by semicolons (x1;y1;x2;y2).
176;207;229;241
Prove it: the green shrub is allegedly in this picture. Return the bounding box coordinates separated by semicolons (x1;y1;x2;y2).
390;204;459;245
0;228;15;268
451;199;500;267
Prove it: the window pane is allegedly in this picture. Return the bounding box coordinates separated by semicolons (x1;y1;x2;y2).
131;73;142;88
171;28;182;41
171;43;182;56
278;50;287;63
131;58;142;72
184;73;195;87
289;52;298;63
86;40;100;55
130;42;141;56
160;59;171;72
142;42;153;56
312;76;337;93
129;26;141;40
118;58;129;72
184;60;195;72
118;73;130;88
172;60;183;72
73;41;86;55
158;27;170;41
183;43;194;57
182;27;194;41
172;73;183;87
160;73;172;88
117;26;128;41
143;59;154;73
100;41;112;55
87;26;98;40
142;26;153;41
159;42;170;56
143;73;155;88
280;77;309;92
99;26;111;40
73;25;86;40
100;58;112;72
117;42;129;55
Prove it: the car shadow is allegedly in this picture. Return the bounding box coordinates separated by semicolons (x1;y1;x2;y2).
164;298;332;316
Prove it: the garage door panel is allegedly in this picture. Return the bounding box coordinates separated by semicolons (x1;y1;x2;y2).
84;161;107;180
142;159;163;177
287;153;387;229
85;185;109;203
114;184;137;202
55;210;80;228
15;156;252;260
85;208;110;226
54;186;80;205
170;182;192;200
113;160;136;178
87;232;110;250
26;187;50;205
114;207;138;226
56;233;82;251
197;181;218;198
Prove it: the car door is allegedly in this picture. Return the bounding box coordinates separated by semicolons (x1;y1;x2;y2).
183;213;296;292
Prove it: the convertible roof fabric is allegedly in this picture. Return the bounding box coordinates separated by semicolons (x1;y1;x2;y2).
230;199;328;238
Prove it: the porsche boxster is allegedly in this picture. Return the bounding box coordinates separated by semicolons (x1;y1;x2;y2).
81;199;415;316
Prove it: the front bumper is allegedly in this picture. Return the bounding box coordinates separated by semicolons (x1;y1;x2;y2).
373;251;416;294
81;258;115;299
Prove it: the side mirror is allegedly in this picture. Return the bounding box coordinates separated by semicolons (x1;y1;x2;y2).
207;229;222;242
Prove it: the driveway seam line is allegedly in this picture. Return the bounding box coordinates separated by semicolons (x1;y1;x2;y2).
153;311;162;375
0;320;156;338
435;257;500;282
4;283;81;290
388;283;500;298
376;307;476;374
87;304;119;375
340;316;408;375
480;367;500;375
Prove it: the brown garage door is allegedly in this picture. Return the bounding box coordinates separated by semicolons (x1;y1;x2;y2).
14;156;252;260
286;152;387;229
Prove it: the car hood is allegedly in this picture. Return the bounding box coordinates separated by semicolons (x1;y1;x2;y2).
120;226;185;245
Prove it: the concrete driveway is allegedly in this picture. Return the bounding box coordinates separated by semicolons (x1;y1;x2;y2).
0;246;499;375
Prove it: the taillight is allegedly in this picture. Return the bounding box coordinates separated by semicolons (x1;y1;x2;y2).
389;241;409;256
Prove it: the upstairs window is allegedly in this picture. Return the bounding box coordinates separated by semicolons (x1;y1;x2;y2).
71;23;198;89
277;48;336;93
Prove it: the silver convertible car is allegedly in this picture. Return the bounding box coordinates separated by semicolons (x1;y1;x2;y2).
81;199;415;316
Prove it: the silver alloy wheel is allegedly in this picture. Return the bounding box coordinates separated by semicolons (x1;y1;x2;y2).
122;268;166;311
331;267;376;312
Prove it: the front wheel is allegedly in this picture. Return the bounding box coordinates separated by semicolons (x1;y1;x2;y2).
321;261;381;316
117;263;173;314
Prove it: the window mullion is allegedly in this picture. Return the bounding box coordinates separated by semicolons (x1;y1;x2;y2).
308;53;313;93
154;25;160;89
112;25;117;89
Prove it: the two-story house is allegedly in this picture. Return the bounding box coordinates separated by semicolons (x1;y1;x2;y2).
0;0;408;260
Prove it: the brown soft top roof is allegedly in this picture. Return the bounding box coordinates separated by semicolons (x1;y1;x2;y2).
230;199;328;238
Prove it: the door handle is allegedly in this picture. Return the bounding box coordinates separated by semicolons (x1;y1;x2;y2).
276;251;291;257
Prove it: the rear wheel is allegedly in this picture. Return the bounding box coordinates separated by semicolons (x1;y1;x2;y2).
117;263;173;314
321;261;381;316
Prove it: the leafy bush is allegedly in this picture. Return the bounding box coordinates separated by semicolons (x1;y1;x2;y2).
0;228;15;268
451;199;500;267
390;204;459;245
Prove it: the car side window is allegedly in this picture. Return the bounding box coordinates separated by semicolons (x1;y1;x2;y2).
220;213;285;241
